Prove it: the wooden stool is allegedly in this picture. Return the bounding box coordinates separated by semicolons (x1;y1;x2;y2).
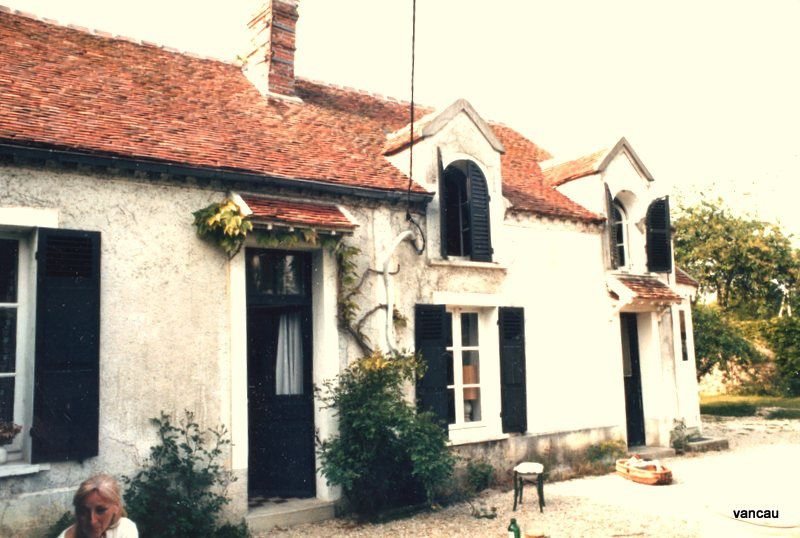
513;462;545;512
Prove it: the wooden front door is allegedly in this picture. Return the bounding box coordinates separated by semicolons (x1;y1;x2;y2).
620;313;645;447
246;249;315;498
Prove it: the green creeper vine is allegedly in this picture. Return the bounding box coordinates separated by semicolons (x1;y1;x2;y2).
192;198;382;354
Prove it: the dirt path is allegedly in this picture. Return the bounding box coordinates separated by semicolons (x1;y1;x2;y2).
262;416;800;537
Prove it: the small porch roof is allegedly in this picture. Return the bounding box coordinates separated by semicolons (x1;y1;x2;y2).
238;194;358;234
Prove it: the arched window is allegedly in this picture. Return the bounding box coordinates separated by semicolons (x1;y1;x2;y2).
611;199;628;267
439;159;492;262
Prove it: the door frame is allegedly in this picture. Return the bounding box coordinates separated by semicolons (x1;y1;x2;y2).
245;248;316;498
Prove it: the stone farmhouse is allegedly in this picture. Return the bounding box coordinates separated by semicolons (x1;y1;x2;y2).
0;1;700;533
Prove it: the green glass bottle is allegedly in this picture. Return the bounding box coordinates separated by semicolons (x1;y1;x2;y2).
507;517;521;538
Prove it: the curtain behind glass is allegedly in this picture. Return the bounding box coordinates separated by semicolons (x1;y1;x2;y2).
275;312;303;395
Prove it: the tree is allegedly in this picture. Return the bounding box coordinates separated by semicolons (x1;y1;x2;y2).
692;304;764;379
673;198;796;318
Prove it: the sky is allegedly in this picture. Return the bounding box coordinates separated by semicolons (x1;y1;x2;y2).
5;0;800;238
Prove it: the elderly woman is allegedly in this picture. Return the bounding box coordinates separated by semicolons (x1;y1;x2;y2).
58;474;138;538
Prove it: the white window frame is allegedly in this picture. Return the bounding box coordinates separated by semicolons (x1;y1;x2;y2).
0;231;35;463
613;200;629;269
446;307;485;430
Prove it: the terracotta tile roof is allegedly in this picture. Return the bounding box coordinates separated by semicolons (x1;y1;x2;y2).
241;195;356;231
675;267;699;288
542;148;608;187
0;10;600;224
617;274;682;303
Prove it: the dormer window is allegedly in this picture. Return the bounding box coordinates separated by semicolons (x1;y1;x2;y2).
611;199;628;267
440;159;492;262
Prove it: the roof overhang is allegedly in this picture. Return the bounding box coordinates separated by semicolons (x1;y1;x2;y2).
609;273;683;313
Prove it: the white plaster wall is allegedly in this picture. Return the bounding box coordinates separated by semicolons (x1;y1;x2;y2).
0;164;230;533
501;217;626;435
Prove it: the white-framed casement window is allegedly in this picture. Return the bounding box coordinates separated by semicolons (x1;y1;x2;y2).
0;233;33;460
445;309;483;428
612;199;629;268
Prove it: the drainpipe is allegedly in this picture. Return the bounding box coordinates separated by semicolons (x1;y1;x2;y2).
381;229;415;353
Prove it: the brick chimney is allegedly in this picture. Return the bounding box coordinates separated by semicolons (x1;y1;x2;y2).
243;0;300;100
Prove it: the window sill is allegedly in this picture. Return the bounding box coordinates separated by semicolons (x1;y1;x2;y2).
448;433;510;447
429;259;507;271
0;462;51;478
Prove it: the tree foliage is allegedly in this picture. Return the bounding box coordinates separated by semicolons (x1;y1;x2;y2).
765;316;800;396
692;303;764;379
673;198;796;318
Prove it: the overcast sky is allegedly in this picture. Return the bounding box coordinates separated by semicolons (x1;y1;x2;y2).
6;0;800;238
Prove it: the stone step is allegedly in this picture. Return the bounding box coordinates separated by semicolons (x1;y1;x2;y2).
246;497;336;533
627;445;676;460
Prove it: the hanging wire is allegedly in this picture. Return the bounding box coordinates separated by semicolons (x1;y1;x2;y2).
405;0;425;255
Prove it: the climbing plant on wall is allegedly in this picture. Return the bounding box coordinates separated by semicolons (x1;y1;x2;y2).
192;198;376;353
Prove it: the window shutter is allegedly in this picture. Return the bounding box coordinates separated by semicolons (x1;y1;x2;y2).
606;184;620;269
32;228;101;463
437;148;448;260
498;307;527;433
466;162;492;262
414;304;449;429
646;197;672;273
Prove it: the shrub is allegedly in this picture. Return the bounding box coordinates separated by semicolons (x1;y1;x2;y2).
43;512;74;538
122;411;248;538
765;408;800;420
699;401;757;416
317;350;455;518
585;440;626;463
465;459;495;494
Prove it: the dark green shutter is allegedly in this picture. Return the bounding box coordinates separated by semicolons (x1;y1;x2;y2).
414;304;449;429
646;197;672;273
437;148;448;260
499;307;527;433
606;184;620;269
32;228;101;463
467;162;492;262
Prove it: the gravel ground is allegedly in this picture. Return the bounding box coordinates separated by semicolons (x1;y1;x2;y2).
260;416;800;537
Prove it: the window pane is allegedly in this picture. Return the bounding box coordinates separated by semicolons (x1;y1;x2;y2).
445;312;453;347
0;377;13;422
0;239;18;303
249;252;306;296
462;350;480;384
447;388;455;425
461;313;479;346
0;309;16;373
463;388;481;422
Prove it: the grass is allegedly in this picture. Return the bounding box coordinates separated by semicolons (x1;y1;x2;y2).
699;401;757;416
700;395;800;409
700;395;800;417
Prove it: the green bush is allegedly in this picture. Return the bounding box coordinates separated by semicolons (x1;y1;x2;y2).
699;401;757;416
465;459;495;494
122;411;248;538
766;317;800;396
43;512;74;538
317;351;455;518
585;440;627;463
765;408;800;420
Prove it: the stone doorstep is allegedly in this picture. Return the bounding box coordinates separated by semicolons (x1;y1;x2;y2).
685;437;730;453
627;445;676;460
246;497;336;533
